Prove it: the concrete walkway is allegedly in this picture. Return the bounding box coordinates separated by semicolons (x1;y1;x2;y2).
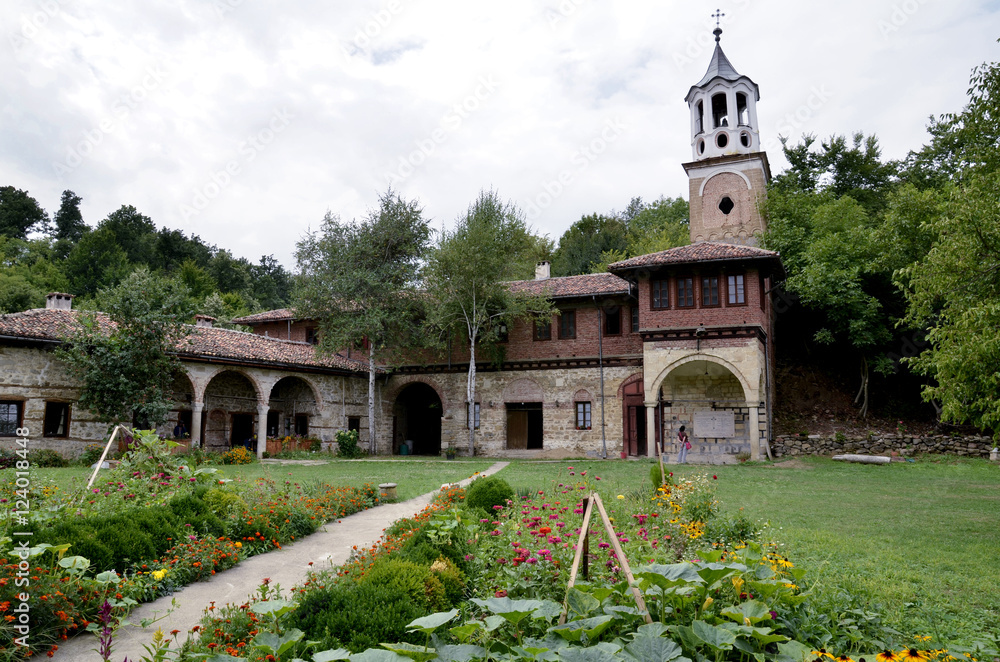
52;462;509;662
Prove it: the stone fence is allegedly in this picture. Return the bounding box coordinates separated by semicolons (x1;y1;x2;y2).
772;433;996;459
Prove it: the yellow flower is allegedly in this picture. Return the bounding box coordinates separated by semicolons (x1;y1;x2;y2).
617;495;625;500
732;576;744;592
877;652;900;662
151;569;167;581
900;650;928;662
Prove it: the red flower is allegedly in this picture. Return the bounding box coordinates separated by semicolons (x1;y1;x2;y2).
713;475;717;480
495;590;507;598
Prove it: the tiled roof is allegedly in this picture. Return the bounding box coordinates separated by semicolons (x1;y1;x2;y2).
230;308;298;324
608;242;780;270
0;308;372;374
506;272;631;299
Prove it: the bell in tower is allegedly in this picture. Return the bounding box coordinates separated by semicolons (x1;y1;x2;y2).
682;13;771;246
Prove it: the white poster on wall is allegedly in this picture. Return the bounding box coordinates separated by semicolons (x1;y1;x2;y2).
693;410;736;438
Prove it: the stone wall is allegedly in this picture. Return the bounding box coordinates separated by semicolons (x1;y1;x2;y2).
772;434;996;458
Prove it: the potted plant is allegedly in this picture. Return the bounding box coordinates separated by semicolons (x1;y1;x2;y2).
445;445;457;460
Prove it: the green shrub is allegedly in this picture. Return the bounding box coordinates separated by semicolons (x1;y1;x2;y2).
0;450;16;470
361;557;446;611
202;487;249;518
429;556;466;605
96;525;156;570
167;493;226;537
464;475;514;514
397;525;473;573
650;463;674;491
33;449;68;467
291;579;426;653
335;429;364;459
78;444;108;466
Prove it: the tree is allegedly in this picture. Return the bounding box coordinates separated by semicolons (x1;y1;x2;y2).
52;190;86;242
250;255;293;310
99;205;157;266
899;53;1000;436
424;190;552;455
65;226;132;296
209;249;253;295
295;189;431;454
0;186;48;239
551;213;627;276
57;268;193;429
0;237;71;312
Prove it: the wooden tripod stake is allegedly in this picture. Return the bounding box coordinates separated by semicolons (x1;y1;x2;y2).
86;424;128;490
560;492;652;625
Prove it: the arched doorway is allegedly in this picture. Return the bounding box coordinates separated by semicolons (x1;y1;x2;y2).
392;383;442;456
268;376;321;439
202;370;260;453
621;375;649;457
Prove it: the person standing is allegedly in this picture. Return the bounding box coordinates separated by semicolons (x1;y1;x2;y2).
677;425;690;464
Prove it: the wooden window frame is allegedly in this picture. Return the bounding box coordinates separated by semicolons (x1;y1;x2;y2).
305;327;320;345
558;310;576;340
727;273;747;306
0;400;24;437
294;413;309;436
43;401;71;438
676;276;695;308
702;275;721;308
534;319;552;341
575;401;592;430
631;305;639;333
651;279;670;309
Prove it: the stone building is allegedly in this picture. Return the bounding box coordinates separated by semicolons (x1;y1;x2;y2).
0;26;784;462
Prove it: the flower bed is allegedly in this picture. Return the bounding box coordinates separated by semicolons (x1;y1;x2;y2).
153;465;998;662
0;430;380;660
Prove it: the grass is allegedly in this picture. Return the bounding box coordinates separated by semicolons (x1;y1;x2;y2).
490;456;1000;647
23;457;496;502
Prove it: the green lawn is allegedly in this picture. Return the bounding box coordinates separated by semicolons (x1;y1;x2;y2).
492;456;1000;646
22;455;1000;645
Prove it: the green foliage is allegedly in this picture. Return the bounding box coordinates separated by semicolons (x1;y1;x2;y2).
64;225;132;296
201;486;250;518
56;268;193;427
167;493;226;537
0;185;48;239
291;579;427;653
335;429;365;458
52;190;86;243
464;475;514;515
361;557;448;611
650;463;671;492
551;213;627;276
32;449;68;467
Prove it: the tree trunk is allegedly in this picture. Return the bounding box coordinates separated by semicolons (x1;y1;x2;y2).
467;338;476;456
854;355;869;419
368;349;377;455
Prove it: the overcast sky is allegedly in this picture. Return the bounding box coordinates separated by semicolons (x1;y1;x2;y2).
2;1;998;268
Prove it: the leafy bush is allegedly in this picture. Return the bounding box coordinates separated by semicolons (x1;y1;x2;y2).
650;463;673;491
429;556;466;605
33;449;68;467
464;475;514;514
0;450;16;470
291;579;426;653
221;446;256;465
201;487;249;518
167;492;226;537
78;443;109;466
361;557;447;611
335;429;365;458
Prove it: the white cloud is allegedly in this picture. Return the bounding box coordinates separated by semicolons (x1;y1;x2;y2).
1;0;997;266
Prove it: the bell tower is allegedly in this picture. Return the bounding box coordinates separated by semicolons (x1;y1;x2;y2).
682;17;771;245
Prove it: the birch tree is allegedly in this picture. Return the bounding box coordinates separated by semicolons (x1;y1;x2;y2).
295;189;429;454
424;190;551;455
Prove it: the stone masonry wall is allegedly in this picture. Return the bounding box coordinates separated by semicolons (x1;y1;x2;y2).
773;434;995;459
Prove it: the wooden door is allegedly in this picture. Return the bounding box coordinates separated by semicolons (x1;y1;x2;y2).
507;410;528;449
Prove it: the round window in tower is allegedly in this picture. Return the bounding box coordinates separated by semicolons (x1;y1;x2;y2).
719;197;735;215
716;132;729;149
740;132;751;148
698;139;706;155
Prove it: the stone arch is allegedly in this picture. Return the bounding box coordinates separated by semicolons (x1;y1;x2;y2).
647;354;754;404
268;375;323;438
616;372;644;400
573;389;593;403
502;378;544;403
392;382;443;456
384;376;448;414
195;366;265;404
201;370;262;453
698;169;753;197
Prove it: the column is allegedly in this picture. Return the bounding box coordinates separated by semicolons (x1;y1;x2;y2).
256;402;269;459
644;402;658;459
191;400;204;449
748;404;761;461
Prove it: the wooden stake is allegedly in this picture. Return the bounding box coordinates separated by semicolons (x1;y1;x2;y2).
592;493;652;624
86;425;125;490
560;495;594;625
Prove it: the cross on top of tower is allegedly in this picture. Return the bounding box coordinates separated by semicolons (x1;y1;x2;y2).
712;9;725;42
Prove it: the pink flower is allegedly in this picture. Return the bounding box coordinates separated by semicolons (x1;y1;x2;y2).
495;590;507;597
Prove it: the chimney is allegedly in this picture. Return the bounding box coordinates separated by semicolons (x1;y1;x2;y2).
535;261;551;280
45;292;74;311
195;314;216;328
